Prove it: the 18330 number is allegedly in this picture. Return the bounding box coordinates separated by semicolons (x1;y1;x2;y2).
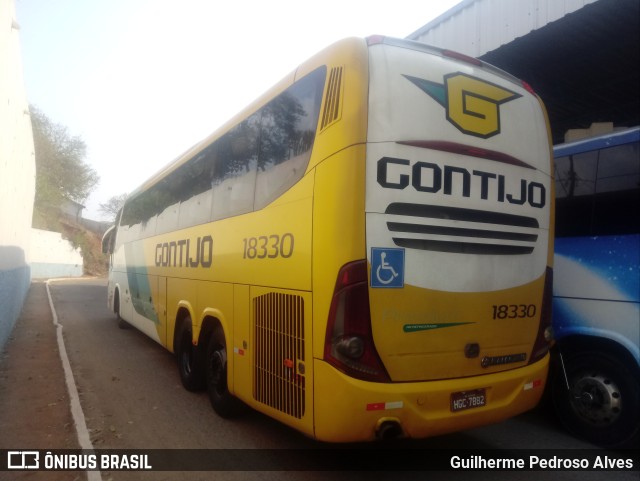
492;304;537;320
243;233;294;259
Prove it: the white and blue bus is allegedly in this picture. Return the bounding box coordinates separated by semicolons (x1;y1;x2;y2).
552;126;640;448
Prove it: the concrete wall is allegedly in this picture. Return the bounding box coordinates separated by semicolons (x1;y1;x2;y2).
30;229;83;279
0;0;36;349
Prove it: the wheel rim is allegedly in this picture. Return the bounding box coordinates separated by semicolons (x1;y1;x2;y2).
570;370;622;426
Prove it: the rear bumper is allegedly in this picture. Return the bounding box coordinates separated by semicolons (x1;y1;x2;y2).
313;353;549;442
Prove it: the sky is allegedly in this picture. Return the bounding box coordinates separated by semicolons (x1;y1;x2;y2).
15;0;461;221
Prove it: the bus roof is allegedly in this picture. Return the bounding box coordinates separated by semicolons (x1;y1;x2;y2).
369;35;527;89
553;126;640;158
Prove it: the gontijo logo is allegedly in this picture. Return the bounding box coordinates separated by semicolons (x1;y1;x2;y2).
404;72;521;139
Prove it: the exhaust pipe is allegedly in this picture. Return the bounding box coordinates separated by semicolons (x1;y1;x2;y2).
376;418;403;440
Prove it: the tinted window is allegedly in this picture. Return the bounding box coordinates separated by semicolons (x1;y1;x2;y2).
255;67;325;208
211;112;260;221
177;145;216;228
596;142;640;193
120;67;327;236
555;140;640;237
555;151;597;199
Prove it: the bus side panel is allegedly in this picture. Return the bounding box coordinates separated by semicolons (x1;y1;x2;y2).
166;278;234;357
232;284;251;401
311;145;367;359
166;277;197;348
157;276;167;345
553;235;640;359
107;238;166;345
109;269;131;320
206;173;314;291
109;235;134;323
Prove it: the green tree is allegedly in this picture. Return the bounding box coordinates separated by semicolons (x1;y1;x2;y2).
30;106;99;228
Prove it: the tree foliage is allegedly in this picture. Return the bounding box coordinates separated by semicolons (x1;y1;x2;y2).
30;106;99;220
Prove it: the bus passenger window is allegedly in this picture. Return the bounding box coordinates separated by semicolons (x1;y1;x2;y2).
255;67;325;209
212;114;259;221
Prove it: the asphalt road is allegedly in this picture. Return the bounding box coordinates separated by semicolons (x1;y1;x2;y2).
38;278;638;480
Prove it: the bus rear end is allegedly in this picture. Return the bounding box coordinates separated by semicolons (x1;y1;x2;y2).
316;37;554;442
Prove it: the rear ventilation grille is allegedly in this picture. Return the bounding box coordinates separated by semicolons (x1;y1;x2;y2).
253;292;305;419
386;203;539;255
320;66;343;130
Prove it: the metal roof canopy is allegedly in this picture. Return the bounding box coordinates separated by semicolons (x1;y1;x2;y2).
409;0;640;145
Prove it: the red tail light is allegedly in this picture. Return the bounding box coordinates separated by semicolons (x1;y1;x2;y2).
529;267;554;364
324;260;390;382
521;80;537;96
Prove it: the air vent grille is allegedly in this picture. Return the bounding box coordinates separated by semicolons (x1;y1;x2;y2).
253;292;305;419
386;203;539;255
320;66;343;130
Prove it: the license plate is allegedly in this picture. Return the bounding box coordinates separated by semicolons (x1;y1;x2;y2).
450;388;487;412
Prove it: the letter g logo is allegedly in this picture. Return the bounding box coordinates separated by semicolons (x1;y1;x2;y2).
445;73;521;138
404;72;522;139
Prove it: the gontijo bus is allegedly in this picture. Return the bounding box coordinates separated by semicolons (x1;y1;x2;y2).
102;36;555;442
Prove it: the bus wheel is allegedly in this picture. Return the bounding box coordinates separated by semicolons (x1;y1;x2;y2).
552;349;640;448
205;332;244;418
114;290;128;329
176;320;204;391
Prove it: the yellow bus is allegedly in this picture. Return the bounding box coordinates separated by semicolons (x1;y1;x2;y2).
102;36;554;442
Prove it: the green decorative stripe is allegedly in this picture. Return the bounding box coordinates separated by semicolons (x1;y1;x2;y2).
403;322;474;333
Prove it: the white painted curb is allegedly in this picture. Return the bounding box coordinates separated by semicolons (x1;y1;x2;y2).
46;279;102;481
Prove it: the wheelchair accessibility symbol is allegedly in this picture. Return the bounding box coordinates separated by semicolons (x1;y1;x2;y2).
371;248;405;288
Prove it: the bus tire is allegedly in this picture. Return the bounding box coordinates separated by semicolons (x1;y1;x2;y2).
114;290;128;329
205;331;244;418
552;349;640;448
176;319;205;391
